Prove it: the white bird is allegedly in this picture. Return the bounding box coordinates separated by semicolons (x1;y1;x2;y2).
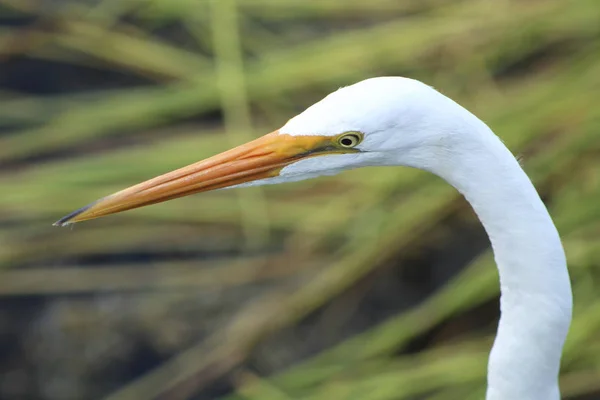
55;77;572;399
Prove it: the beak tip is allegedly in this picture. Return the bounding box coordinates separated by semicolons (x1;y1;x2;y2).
53;219;71;227
53;202;95;227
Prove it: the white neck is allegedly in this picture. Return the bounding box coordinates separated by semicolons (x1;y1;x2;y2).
271;76;572;397
423;118;573;399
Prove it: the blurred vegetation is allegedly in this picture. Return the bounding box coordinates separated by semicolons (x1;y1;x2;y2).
0;0;599;399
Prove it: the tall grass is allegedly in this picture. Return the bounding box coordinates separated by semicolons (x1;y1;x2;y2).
0;0;598;399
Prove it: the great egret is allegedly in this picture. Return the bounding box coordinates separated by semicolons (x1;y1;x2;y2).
55;77;572;399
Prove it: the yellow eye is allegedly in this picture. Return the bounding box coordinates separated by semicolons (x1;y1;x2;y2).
337;132;363;148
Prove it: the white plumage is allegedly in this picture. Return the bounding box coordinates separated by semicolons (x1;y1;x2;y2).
56;77;573;399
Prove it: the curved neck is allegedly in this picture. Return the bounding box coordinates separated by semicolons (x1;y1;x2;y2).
431;120;572;399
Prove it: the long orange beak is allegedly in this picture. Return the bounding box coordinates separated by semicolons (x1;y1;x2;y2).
54;131;338;226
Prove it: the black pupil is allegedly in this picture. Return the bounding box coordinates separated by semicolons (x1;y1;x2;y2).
341;137;354;146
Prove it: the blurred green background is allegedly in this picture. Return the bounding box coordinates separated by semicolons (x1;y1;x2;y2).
1;0;599;399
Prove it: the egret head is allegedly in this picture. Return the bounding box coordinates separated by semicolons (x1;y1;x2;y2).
55;77;459;226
